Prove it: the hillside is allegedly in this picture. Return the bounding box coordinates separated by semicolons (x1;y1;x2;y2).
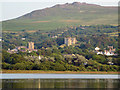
2;2;118;32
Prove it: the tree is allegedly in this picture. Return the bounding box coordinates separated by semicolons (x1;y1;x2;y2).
74;54;88;66
107;57;113;65
92;55;106;64
51;53;64;62
2;62;10;69
56;38;64;45
101;65;110;71
87;66;93;71
79;64;86;71
39;63;48;70
37;49;41;55
53;63;66;71
2;50;11;63
25;62;34;70
13;63;26;70
10;54;24;64
45;49;52;56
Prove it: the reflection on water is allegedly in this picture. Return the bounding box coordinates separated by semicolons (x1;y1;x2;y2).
2;79;119;88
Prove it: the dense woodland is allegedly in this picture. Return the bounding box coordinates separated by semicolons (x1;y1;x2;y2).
2;25;120;71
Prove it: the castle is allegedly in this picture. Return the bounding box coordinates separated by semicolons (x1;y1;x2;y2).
7;42;37;54
64;37;77;46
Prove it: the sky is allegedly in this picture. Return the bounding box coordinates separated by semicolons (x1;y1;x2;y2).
0;0;119;21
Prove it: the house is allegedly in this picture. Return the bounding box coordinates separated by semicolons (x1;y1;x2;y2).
7;48;18;54
95;47;100;51
95;47;103;55
59;44;66;48
104;50;115;56
52;36;57;38
94;46;117;56
97;51;103;55
21;38;26;40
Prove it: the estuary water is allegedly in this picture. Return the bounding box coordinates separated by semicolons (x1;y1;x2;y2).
1;74;120;88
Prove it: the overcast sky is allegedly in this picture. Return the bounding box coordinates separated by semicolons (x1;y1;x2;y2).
0;0;119;21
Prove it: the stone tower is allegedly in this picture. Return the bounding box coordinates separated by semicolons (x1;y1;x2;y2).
28;42;34;50
64;37;76;46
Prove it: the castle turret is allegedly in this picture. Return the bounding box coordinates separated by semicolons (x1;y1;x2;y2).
64;37;76;46
28;42;34;50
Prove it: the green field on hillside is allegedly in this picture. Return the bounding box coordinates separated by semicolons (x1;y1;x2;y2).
2;2;118;32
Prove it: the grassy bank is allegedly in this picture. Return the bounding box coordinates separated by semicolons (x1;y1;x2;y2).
2;70;120;74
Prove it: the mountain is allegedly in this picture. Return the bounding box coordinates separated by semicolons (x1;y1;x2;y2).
2;2;118;32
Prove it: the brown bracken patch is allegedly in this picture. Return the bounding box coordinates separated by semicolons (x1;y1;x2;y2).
26;30;37;33
59;20;80;23
31;21;50;23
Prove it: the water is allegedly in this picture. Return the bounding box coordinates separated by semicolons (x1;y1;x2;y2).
1;74;119;79
1;74;120;88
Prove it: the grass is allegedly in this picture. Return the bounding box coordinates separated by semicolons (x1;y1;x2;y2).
104;32;119;37
2;70;120;74
1;4;118;32
2;19;118;32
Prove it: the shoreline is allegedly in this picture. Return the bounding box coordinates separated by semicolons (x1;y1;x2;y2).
2;70;120;74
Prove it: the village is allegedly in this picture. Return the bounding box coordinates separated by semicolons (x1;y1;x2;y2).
7;37;117;56
95;46;117;56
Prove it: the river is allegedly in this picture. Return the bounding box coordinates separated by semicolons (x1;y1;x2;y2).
1;74;119;88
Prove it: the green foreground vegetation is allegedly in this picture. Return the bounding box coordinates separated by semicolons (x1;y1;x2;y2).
2;25;120;72
2;50;120;72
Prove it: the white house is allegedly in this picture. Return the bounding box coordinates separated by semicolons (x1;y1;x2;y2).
95;47;100;51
